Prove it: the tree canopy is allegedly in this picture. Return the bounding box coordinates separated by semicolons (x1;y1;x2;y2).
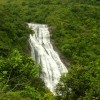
0;0;100;99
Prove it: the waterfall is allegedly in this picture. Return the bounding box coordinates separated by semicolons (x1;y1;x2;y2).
28;23;68;94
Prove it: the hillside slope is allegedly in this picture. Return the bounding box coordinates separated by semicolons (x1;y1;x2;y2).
0;0;100;99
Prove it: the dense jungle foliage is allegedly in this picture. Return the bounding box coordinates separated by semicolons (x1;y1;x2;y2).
0;0;100;100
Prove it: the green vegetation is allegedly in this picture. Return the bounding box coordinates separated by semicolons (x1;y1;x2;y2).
0;0;100;99
0;50;55;100
56;64;100;100
0;1;55;99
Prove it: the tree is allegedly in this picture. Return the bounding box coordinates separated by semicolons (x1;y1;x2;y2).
56;65;100;100
0;50;55;100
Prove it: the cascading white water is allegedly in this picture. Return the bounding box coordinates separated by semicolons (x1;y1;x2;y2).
28;23;68;94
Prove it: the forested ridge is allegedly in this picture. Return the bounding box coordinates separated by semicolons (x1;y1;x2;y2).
0;0;100;100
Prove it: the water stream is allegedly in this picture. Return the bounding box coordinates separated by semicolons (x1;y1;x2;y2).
28;23;68;94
